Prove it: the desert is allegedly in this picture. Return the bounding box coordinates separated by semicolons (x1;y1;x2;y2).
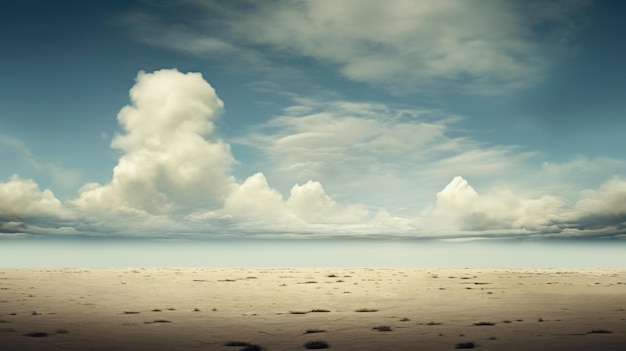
1;268;625;350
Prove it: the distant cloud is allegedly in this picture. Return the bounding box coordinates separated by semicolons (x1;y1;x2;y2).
0;175;68;219
241;98;532;211
1;68;624;239
0;134;82;192
123;0;590;95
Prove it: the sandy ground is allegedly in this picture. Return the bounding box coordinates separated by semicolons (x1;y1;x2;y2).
1;268;625;350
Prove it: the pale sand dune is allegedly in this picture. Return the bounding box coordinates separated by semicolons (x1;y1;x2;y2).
0;268;625;350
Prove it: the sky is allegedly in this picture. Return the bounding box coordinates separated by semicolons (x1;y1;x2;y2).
1;0;626;252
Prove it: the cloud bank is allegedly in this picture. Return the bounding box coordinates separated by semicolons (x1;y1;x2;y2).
1;69;624;239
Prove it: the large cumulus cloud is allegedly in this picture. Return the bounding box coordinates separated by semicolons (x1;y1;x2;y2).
71;69;236;216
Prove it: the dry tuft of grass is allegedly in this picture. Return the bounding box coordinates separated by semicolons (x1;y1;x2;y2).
310;309;330;313
23;332;48;337
225;341;249;347
304;329;326;334
372;325;392;331
304;340;330;349
473;321;495;326
355;308;378;312
455;341;476;349
587;329;613;334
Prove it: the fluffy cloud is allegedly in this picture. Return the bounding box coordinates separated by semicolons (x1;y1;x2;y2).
125;0;589;94
0;175;68;219
2;68;624;239
566;177;626;234
418;176;569;235
0;175;75;237
222;173;368;227
71;69;236;216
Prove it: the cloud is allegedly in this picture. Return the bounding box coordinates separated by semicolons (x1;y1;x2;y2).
0;134;82;193
123;0;590;94
2;68;624;240
564;177;626;234
241;98;532;212
221;172;368;227
415;176;570;236
71;69;236;216
0;175;68;219
0;175;75;237
223;172;291;221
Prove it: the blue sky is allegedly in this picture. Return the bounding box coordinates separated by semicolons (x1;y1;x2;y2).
1;0;626;243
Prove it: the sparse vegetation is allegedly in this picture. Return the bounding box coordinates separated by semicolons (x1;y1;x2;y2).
240;344;263;351
23;332;48;337
225;341;249;346
587;329;613;334
290;311;308;314
144;319;172;324
473;321;495;326
355;308;378;312
55;329;70;334
310;309;330;313
304;340;330;349
372;325;392;331
400;317;411;322
304;329;326;334
426;321;442;325
455;341;476;349
123;311;140;314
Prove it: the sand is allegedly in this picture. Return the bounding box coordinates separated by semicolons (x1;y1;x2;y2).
0;268;625;350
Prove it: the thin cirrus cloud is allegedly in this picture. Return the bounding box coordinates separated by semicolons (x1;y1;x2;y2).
0;68;624;239
122;0;590;95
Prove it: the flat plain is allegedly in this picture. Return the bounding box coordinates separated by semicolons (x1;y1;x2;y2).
1;268;625;350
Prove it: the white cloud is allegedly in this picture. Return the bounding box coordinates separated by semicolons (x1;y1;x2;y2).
3;67;625;239
71;69;236;216
574;177;626;221
125;0;590;94
222;173;368;227
418;176;570;235
223;172;291;221
0;175;68;219
242;98;531;212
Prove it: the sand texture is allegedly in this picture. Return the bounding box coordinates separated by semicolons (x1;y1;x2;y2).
1;268;625;350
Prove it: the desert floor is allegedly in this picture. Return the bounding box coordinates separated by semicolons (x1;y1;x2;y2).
1;268;625;350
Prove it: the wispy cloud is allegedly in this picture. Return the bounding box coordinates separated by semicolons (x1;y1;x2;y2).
120;0;590;95
239;97;533;211
0;134;82;192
